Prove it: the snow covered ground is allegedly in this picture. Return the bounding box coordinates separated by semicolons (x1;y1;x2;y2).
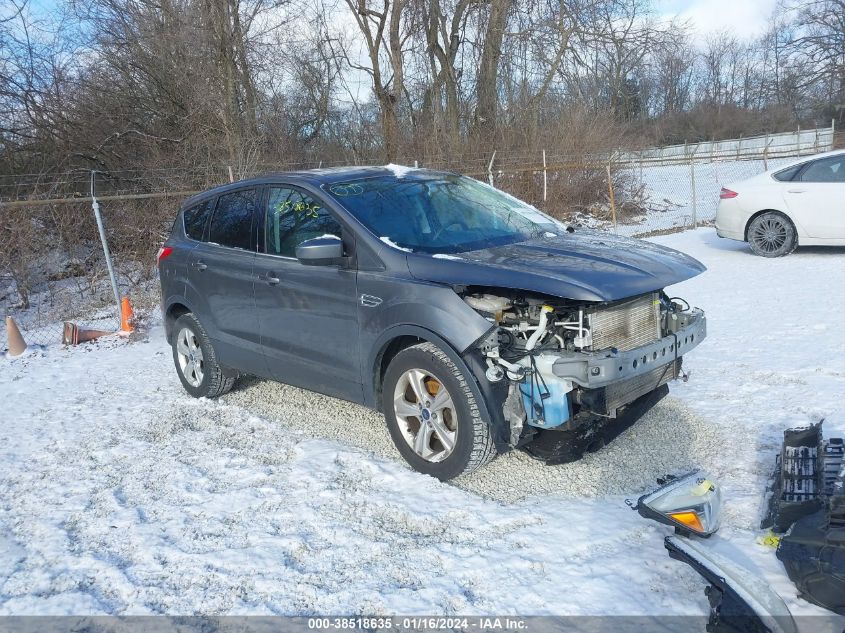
1;229;844;626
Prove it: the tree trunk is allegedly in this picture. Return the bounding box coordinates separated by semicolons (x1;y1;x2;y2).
474;0;512;144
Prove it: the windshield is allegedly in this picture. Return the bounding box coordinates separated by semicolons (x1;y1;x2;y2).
322;174;558;254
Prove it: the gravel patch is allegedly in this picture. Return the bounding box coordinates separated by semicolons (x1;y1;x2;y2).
222;376;741;503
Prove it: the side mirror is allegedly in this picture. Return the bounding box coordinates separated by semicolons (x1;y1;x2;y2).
295;236;345;266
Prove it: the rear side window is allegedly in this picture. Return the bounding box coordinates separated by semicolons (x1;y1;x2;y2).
800;156;845;183
183;200;212;241
208;189;257;250
773;165;801;182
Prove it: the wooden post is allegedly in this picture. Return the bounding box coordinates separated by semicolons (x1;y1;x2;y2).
227;166;235;183
606;164;617;233
763;132;769;170
487;151;496;187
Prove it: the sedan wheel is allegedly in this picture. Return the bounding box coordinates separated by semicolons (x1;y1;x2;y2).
748;212;797;257
393;368;458;462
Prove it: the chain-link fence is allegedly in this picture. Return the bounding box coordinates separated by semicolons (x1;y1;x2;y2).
0;194;173;351
1;127;840;353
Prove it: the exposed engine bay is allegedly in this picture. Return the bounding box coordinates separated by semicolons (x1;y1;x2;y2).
460;288;707;449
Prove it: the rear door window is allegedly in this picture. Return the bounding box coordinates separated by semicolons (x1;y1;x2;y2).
208;189;257;250
183;200;213;241
799;156;845;183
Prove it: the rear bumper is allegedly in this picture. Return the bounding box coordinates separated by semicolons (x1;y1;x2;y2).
716;227;744;240
551;308;706;389
715;199;748;241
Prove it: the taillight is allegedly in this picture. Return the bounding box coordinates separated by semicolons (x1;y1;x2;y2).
157;246;173;264
720;188;738;199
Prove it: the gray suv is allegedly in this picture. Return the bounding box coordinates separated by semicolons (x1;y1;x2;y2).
158;167;707;480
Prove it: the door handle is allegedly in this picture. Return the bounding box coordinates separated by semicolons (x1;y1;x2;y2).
192;261;207;271
264;272;281;285
787;189;806;194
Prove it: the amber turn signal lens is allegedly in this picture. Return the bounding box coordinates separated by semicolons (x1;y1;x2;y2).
669;511;705;533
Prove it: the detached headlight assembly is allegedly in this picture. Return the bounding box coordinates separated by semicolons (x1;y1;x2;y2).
635;471;722;537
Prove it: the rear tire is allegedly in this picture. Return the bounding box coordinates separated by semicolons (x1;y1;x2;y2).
171;313;237;398
747;211;797;257
383;342;496;480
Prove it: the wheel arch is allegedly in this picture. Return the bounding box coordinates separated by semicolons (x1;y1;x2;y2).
367;325;511;453
369;325;455;412
164;299;194;343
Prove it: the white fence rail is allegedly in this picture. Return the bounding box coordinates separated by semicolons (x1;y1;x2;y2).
623;124;836;165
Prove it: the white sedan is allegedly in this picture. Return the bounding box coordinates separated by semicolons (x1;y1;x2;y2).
716;149;845;256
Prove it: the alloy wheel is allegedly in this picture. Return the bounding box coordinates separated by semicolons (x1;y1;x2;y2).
393;368;458;463
751;217;788;254
176;327;204;387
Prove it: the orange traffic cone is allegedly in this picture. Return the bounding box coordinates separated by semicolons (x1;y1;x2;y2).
120;296;134;333
5;316;28;356
62;321;112;346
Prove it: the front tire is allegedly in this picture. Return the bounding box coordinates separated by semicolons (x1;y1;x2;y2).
747;211;797;257
383;342;497;480
171;313;237;398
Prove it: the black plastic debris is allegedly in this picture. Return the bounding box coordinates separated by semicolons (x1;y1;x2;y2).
762;420;845;616
776;496;845;615
761;421;844;533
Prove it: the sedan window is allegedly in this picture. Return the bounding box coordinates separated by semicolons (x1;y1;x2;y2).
266;187;342;257
772;165;801;182
800;157;845;183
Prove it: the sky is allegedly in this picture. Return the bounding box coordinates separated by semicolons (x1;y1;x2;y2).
15;0;781;41
655;0;779;40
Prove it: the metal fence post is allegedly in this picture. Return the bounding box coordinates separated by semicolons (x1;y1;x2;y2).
90;171;122;326
689;153;697;229
542;149;547;202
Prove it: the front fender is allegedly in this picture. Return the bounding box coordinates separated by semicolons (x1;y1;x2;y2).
365;324;511;453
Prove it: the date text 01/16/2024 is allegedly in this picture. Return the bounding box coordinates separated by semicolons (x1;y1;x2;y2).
307;618;528;630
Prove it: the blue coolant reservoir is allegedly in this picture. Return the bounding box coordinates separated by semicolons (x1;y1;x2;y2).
519;354;573;429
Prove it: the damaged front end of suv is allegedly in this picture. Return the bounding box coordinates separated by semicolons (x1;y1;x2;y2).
459;286;706;463
324;168;708;477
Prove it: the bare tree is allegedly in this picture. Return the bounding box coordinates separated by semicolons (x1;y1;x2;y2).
341;0;409;161
780;0;845;121
473;0;512;141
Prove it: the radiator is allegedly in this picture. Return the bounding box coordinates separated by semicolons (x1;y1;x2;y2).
588;293;661;352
